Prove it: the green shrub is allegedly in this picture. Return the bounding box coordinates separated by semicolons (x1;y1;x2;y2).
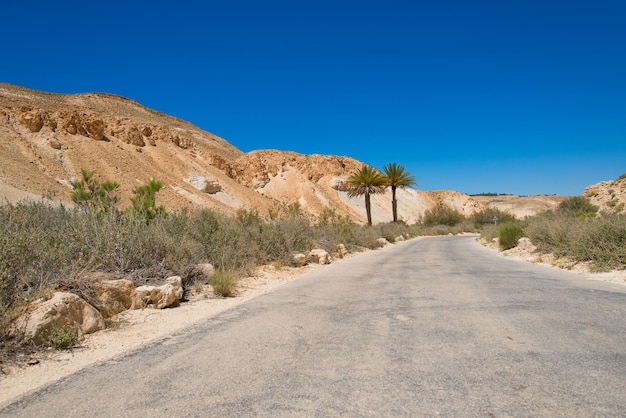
557;196;598;218
421;202;465;226
470;207;516;226
497;222;524;250
39;323;80;349
127;179;167;222
210;270;239;297
70;169;120;214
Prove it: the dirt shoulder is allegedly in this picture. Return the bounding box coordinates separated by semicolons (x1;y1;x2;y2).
0;263;324;409
479;237;626;286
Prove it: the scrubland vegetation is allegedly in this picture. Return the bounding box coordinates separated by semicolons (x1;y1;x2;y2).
480;195;626;271
1;170;625;354
0;197;424;346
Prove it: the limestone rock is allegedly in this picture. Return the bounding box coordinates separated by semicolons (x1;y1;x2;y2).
197;263;216;278
307;249;331;265
187;174;222;194
376;238;390;247
10;292;104;345
330;177;349;191
95;279;139;316
291;253;307;267
333;244;348;259
135;276;184;309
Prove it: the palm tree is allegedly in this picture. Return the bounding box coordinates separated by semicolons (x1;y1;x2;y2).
346;165;388;226
383;163;416;222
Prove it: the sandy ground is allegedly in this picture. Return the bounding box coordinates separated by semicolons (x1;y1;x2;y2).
1;237;624;408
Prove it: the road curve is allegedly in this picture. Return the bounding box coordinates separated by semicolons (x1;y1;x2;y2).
2;236;625;417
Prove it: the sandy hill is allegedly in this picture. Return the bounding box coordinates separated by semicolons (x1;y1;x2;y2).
0;83;564;222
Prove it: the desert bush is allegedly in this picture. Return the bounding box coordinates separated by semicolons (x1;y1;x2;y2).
557;196;598;218
558;214;626;271
525;210;626;271
497;222;524;250
470;207;517;226
210;270;239;297
38;323;80;350
421;202;465;226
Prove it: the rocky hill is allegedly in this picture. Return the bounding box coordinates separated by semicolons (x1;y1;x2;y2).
583;174;626;213
0;83;564;223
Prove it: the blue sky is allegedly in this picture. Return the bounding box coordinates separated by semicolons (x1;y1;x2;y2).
2;0;624;195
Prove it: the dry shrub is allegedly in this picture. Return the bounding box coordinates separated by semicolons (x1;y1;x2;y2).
525;211;626;271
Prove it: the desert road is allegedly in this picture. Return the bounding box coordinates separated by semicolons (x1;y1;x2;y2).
2;236;625;417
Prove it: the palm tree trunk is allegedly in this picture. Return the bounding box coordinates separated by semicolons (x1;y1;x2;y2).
391;186;398;222
365;192;372;226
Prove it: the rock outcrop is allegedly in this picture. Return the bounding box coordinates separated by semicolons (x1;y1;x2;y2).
583;175;626;214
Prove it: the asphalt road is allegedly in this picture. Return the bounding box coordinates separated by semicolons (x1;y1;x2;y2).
2;236;625;417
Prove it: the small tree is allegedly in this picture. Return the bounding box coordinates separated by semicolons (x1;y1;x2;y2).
128;179;167;221
70;169;119;214
346;165;387;226
382;163;416;222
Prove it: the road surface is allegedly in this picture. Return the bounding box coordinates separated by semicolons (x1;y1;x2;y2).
2;236;625;417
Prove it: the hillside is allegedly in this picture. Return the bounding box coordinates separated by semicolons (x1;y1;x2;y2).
583;175;626;214
0;83;564;222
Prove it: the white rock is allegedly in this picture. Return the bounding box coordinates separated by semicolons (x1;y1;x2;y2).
307;249;332;265
197;263;216;278
292;253;307;267
376;238;390;247
334;244;348;259
187;174;222;194
135;276;184;309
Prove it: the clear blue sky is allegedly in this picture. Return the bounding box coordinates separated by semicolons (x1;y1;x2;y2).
2;0;624;196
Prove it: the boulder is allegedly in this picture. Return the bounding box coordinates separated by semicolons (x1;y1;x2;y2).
85;119;106;140
21;112;44;132
307;249;331;265
10;292;104;345
187;174;222;194
376;238;390;247
333;244;348;259
125;127;145;147
135;276;184;309
95;279;139;316
291;253;307;267
196;263;216;278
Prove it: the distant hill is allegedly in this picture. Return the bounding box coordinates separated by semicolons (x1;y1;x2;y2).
0;83;566;222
